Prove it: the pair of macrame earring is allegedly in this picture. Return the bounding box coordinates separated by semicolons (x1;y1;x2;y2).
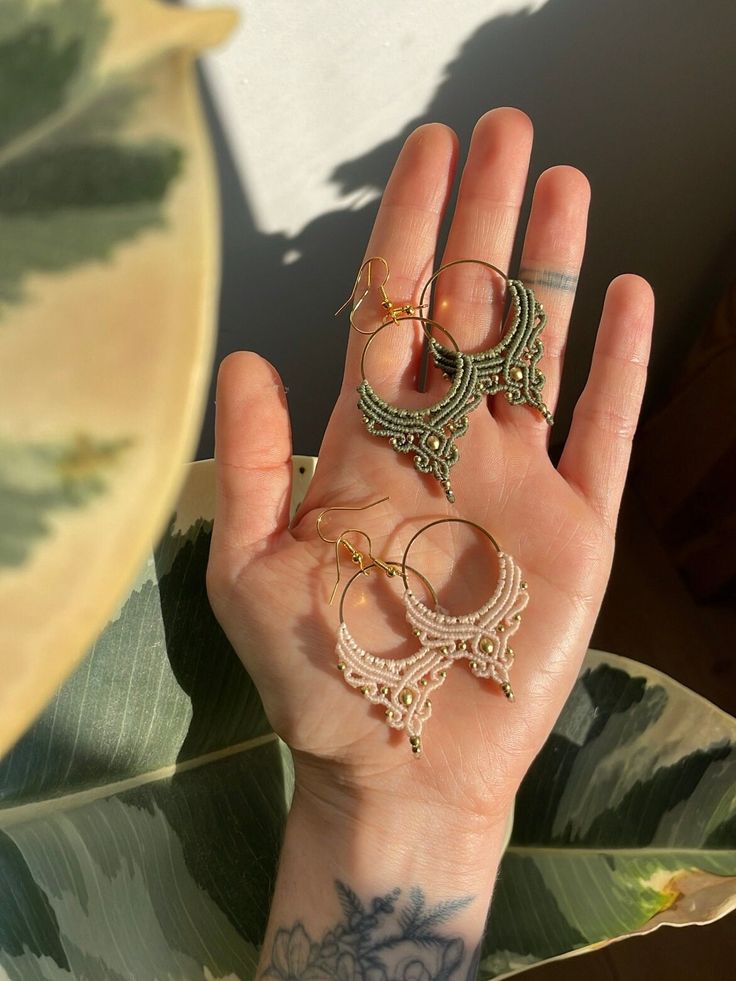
318;502;529;756
340;257;552;503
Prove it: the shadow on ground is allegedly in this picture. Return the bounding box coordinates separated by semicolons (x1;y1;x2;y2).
196;0;736;458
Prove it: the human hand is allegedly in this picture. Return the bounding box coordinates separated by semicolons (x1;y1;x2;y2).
206;108;654;838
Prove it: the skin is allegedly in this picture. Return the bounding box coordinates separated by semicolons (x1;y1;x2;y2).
205;108;655;971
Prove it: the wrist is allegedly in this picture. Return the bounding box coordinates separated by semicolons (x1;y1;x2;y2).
291;757;513;885
256;754;512;980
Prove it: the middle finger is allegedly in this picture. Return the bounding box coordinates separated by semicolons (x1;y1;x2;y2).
429;108;534;358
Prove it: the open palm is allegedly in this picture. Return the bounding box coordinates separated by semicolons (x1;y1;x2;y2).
206;109;654;825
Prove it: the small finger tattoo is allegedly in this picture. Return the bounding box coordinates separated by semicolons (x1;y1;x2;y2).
518;268;579;293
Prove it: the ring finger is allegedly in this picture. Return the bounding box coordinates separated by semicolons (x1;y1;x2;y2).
503;164;590;439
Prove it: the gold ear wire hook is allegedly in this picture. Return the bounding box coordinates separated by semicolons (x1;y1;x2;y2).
335;256;427;333
316;496;390;546
329;532;365;606
329;528;400;605
316;497;397;604
335;257;391;334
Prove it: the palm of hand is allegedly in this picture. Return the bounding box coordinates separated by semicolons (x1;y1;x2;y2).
207;111;653;822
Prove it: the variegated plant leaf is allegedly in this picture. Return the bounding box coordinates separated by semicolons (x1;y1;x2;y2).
0;0;237;756
0;457;315;980
482;654;736;978
1;457;733;980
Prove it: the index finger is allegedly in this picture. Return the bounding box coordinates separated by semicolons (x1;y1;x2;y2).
340;124;459;399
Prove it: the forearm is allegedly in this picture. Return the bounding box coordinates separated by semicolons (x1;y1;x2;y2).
257;783;510;980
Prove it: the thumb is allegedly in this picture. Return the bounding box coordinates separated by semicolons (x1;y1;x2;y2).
210;352;293;575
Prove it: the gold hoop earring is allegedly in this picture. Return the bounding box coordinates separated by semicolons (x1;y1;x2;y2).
418;258;553;424
358;316;483;504
334;517;529;756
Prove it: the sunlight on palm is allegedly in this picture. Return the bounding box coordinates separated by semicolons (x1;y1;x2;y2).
207;109;653;821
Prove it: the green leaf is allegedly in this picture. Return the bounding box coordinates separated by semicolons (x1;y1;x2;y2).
0;0;107;141
0;141;182;214
481;654;736;978
0;831;68;968
3;750;277;978
0;0;237;757
0;435;130;567
0;458;313;979
0;0;180;304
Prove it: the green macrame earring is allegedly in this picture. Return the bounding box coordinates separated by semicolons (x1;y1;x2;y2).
418;259;553;425
357;316;483;504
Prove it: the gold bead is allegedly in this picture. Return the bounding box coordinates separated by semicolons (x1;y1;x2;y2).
427;434;440;450
479;636;494;654
399;688;414;706
441;646;450;655
506;391;515;403
413;628;422;637
497;624;506;633
426;699;432;709
491;373;500;386
507;647;514;658
501;682;515;702
419;678;428;687
456;640;467;651
360;686;370;695
385;708;394;719
510;366;524;382
409;735;420;746
336;661;347;671
379;685;389;696
438;671;446;680
469;660;478;671
514;613;522;621
521;580;528;590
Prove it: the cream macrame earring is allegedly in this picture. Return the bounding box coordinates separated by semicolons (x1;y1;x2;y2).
333;517;529;756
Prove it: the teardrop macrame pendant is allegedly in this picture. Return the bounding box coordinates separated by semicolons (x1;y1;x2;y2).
418;261;553;424
334;520;529;756
357;319;483;503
